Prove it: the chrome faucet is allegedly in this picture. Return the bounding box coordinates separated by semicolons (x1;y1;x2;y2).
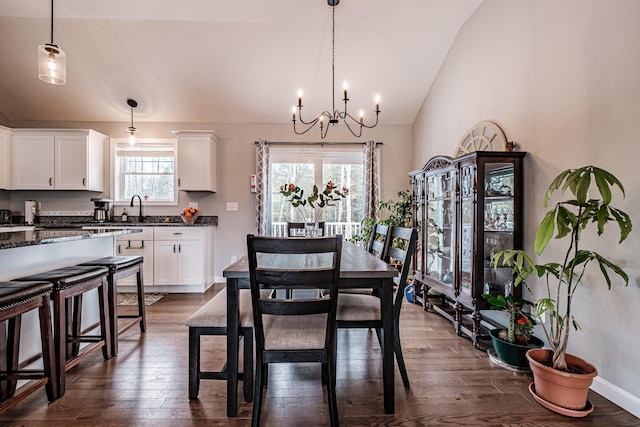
130;195;144;222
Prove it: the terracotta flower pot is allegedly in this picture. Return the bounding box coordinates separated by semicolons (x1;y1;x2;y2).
526;348;598;411
489;329;544;368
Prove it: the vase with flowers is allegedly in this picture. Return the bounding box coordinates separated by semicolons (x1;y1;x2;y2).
279;181;349;236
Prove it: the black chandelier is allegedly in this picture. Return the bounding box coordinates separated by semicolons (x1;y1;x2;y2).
292;0;380;139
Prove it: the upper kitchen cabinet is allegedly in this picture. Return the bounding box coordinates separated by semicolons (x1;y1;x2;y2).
173;130;219;192
0;126;10;189
11;129;106;191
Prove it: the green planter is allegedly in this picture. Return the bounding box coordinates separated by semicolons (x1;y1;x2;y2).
489;328;544;368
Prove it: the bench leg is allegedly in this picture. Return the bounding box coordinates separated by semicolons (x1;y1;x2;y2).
188;327;200;400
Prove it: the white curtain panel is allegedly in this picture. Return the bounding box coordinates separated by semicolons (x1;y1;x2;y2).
255;139;270;235
364;140;380;220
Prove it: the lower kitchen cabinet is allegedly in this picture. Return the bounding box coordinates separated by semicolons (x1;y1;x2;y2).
112;225;214;292
153;227;211;287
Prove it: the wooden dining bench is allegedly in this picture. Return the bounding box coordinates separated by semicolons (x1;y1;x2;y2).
186;288;256;402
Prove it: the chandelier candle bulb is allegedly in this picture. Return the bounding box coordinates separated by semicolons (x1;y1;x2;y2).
343;82;348;100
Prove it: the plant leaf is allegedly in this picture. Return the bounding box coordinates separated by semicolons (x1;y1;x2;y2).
535;210;556;255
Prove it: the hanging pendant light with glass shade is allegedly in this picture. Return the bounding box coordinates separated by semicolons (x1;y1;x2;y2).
38;0;66;85
126;99;138;146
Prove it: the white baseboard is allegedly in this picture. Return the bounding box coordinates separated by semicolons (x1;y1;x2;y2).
591;376;640;418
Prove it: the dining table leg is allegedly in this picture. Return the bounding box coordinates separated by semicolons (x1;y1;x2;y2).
226;277;240;417
381;277;395;414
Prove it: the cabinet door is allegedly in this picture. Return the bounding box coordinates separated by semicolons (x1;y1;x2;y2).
424;169;456;290
153;240;178;285
176;133;217;192
116;239;154;287
11;133;55;189
177;240;204;285
0;127;10;189
480;162;519;298
55;133;88;190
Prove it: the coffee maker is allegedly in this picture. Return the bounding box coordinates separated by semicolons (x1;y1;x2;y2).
91;198;112;223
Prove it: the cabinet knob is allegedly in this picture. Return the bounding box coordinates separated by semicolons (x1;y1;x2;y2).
117;244;121;254
173;244;176;253
82;177;86;186
178;244;182;253
49;177;53;186
178;178;181;187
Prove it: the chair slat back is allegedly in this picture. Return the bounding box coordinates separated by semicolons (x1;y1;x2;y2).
383;226;418;311
366;223;391;259
247;234;342;340
287;222;326;237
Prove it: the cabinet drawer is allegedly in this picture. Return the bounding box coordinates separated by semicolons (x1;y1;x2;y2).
154;227;202;241
116;227;154;240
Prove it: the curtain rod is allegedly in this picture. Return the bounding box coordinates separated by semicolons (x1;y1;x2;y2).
254;141;383;146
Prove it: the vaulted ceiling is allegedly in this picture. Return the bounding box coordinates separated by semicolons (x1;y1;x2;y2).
0;0;482;127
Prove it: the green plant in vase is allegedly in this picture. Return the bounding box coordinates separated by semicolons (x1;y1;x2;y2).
482;293;536;345
279;181;349;225
351;189;413;244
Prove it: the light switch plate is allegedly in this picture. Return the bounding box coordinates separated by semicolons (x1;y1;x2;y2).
226;202;239;211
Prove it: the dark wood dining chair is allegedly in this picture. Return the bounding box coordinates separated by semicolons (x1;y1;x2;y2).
287;221;325;237
337;223;391;297
247;234;342;427
336;226;417;388
366;223;392;259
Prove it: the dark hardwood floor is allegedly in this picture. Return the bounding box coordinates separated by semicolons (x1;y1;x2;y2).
2;284;638;426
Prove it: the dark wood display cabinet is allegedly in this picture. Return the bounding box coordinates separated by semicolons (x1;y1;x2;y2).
410;151;526;347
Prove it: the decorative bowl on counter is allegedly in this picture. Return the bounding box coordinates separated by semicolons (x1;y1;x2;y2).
181;213;198;225
181;207;199;225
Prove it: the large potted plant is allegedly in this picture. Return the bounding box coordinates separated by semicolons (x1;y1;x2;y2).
493;166;631;414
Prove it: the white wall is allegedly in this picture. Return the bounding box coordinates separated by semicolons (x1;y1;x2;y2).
413;0;640;414
6;121;413;278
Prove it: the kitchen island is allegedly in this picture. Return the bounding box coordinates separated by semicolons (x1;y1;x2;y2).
0;227;141;369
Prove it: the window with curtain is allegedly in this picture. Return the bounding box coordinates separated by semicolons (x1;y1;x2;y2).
269;147;365;237
111;139;177;205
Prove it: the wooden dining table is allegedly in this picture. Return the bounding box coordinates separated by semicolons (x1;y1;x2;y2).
222;240;399;417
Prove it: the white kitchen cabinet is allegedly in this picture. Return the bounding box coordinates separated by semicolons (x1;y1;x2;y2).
0;126;10;189
153;227;205;286
115;227;154;287
173;130;219;192
11;129;106;191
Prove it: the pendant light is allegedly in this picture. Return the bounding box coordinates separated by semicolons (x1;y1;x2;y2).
127;99;138;146
38;0;66;85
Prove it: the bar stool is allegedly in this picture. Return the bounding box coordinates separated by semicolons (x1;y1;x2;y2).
0;281;57;414
15;266;111;397
80;256;146;357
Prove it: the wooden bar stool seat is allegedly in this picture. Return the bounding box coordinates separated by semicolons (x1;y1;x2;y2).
15;266;111;397
0;280;57;414
80;256;146;357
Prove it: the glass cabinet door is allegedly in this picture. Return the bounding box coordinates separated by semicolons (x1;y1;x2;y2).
425;169;455;288
482;163;516;297
412;174;425;273
459;164;474;297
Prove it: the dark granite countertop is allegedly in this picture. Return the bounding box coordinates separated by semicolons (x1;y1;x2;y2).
0;227;143;250
33;215;218;227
